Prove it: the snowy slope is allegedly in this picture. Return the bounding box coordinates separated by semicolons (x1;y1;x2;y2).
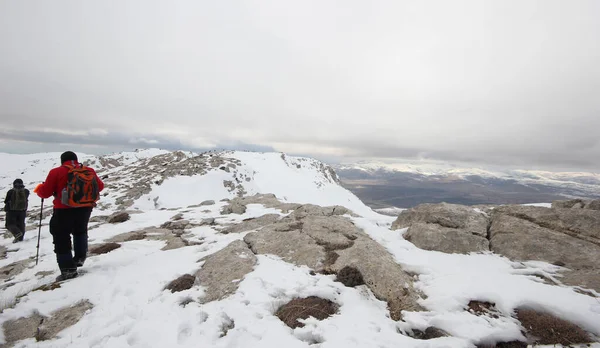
1;150;599;347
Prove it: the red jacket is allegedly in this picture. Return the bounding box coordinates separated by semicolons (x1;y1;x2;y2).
36;161;105;209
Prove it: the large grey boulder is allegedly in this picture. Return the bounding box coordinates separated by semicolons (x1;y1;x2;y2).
489;210;600;292
330;237;422;320
243;211;421;320
244;229;326;270
301;215;360;249
492;205;600;245
391;203;490;254
551;199;585;209
196;240;257;303
404;223;489;254
392;203;488;236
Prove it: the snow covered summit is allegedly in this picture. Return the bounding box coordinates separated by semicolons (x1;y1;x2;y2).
0;149;599;347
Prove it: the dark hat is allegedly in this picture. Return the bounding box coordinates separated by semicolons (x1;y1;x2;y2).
60;151;78;163
13;178;24;188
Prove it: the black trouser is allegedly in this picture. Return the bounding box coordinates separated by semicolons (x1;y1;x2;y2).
5;210;26;239
49;207;92;271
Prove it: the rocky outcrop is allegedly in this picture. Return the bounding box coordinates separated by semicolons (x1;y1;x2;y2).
196;240;257;303
106;227;192;251
1;300;93;346
244;228;325;270
490;207;600;292
552;199;600;211
392;201;600;292
403;222;489;254
491;205;600;246
243;206;421;320
391;203;489;254
221;214;281;234
220;202;247;215
329;237;422;319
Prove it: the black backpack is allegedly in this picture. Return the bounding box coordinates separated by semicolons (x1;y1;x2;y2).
10;188;28;211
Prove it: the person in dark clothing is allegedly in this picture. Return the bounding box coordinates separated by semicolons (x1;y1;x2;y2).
34;151;104;280
4;178;29;243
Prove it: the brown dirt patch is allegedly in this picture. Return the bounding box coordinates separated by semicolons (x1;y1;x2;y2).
89;242;121;255
34;282;62;292
165;274;196;293
275;296;338;328
516;308;592;345
468;300;499;318
336;266;365;287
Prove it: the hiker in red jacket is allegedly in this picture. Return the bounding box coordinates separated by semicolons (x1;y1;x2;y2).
34;151;105;280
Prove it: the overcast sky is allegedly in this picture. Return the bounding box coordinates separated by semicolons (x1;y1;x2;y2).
1;1;599;171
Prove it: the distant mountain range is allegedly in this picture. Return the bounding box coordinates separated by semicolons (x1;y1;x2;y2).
333;161;600;209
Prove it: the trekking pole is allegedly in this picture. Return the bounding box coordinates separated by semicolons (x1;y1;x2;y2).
36;198;44;266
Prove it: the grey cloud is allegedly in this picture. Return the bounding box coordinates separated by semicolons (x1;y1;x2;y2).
0;129;275;155
1;0;599;171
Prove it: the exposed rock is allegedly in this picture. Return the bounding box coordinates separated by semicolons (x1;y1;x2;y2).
551;199;585;209
0;245;6;260
301;215;360;249
0;259;32;281
200;200;215;206
244;210;421;320
220;202;246;215
221;214;281;234
391;203;489;237
489;213;600;291
107;227;191;250
199;218;216;226
89;215;109;223
108;212;130;224
196;240;257;303
229;194;301;213
170;213;184;221
160;219;190;230
165;274;196;293
36;300;94;341
244;229;326;270
106;231;146;243
331;237;422;320
409;327;449;340
585;199;600;211
290;204;358;219
404;222;489;254
492;205;600;245
89;242;121;255
275;296;338;329
515;308;593;345
1;300;93;345
1;311;45;346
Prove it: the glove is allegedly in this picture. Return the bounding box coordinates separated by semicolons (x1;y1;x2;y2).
33;183;43;194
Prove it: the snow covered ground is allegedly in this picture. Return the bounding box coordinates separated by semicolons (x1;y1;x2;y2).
0;150;599;347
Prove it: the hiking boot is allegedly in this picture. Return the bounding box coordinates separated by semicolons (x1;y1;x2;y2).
56;269;78;282
74;258;85;268
12;232;24;243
